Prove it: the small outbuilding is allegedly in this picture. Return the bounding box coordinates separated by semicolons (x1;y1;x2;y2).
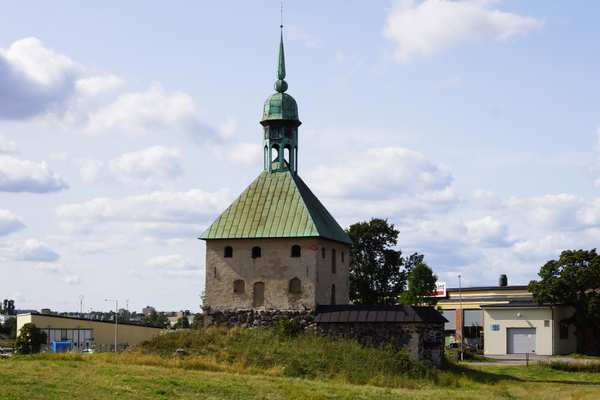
315;305;446;366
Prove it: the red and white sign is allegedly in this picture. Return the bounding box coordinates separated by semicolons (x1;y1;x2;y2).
434;282;447;297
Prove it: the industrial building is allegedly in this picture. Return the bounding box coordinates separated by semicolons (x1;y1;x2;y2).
17;313;163;352
437;275;576;356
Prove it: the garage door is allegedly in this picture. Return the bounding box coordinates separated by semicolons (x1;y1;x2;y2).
507;328;536;354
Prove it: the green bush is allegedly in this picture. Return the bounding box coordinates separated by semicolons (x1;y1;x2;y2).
15;323;47;354
542;360;600;373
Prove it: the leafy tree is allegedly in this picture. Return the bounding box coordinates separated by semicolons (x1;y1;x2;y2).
347;218;408;304
400;261;438;306
191;313;204;329
0;317;17;338
15;323;47;354
173;316;190;329
143;311;170;329
529;249;600;353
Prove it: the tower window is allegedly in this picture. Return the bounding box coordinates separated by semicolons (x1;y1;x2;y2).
321;247;326;259
253;282;265;307
252;246;262;259
331;249;337;274
289;277;302;294
341;251;345;263
224;246;233;258
331;284;336;305
291;245;301;258
233;280;245;294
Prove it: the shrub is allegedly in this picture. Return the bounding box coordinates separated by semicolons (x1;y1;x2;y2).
541;360;600;373
15;323;47;354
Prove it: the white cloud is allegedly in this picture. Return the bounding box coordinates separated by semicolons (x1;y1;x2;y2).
63;275;81;285
1;238;60;262
286;26;321;48
109;146;182;184
75;74;123;96
223;142;263;167
145;254;200;277
464;216;510;246
57;189;230;239
0;136;18;154
0;37;82;119
0;155;68;193
79;158;104;183
84;83;214;137
0;209;25;236
384;0;543;62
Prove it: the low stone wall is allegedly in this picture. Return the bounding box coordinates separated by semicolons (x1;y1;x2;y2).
205;309;315;329
316;322;444;366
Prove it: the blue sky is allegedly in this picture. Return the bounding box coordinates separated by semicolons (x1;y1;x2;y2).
1;1;599;312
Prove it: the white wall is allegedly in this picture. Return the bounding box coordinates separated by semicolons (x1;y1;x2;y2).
483;307;553;356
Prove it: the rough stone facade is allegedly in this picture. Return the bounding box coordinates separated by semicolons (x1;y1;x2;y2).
203;237;350;312
205;309;315;328
316;322;445;366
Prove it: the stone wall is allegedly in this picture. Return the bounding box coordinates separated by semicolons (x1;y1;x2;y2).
316;322;445;366
205;309;315;328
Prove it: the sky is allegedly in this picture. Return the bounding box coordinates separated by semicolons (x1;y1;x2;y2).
1;1;599;312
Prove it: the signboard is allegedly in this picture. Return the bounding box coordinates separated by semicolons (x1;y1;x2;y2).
434;281;447;297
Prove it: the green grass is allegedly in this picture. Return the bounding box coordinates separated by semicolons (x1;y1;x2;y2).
1;328;600;399
541;360;600;373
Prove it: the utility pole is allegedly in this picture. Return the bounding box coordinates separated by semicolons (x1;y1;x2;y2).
79;295;84;315
104;298;118;352
458;274;464;362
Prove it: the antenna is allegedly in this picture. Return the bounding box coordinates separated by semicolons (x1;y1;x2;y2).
280;0;284;29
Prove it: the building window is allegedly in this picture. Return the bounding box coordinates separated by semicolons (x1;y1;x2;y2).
224;246;233;258
544;320;550;327
291;245;301;258
560;323;569;339
331;249;337;274
491;324;500;331
253;282;265;307
321;247;326;259
341;251;345;263
289;277;302;294
233;280;245;294
330;284;336;305
252;246;262;259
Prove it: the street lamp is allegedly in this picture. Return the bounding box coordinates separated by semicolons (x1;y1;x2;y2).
458;274;464;362
104;298;118;352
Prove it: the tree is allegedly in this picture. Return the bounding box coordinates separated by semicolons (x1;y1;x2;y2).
347;218;408;304
143;311;170;329
173;316;190;329
0;317;17;338
400;261;438;306
15;323;47;354
191;314;204;329
529;249;600;354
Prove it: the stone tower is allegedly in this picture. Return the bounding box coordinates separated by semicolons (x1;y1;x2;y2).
200;29;352;313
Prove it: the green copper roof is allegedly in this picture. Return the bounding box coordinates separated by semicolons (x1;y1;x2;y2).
261;29;299;123
200;170;352;245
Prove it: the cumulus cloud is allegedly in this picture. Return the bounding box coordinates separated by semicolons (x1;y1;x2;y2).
0;238;60;262
109;146;182;184
57;189;230;239
62;275;81;285
75;74;123;96
0;155;68;193
83;83;217;138
384;0;543;62
145;254;200;277
0;37;81;119
0;136;18;154
79;158;104;183
464;215;510;246
222;142;263;167
0;209;25;236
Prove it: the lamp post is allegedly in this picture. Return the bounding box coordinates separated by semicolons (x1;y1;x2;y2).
104;298;118;352
458;274;464;362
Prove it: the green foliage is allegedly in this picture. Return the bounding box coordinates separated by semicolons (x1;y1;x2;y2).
347;218;406;304
0;316;17;338
400;261;438;306
15;323;47;354
272;317;302;338
191;314;203;329
529;249;600;353
541;360;600;373
173;317;190;329
133;327;435;387
143;311;170;329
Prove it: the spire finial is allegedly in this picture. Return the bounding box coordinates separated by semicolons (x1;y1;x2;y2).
275;3;288;93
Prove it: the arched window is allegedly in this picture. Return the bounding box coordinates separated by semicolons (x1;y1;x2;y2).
321;247;326;259
233;280;245;294
291;245;301;258
330;284;336;305
271;145;280;162
252;246;262;259
264;146;268;170
253;282;265;307
224;246;233;258
331;249;337;274
289;277;302;294
284;145;291;164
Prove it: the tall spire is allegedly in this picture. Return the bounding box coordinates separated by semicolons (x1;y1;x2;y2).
275;27;288;93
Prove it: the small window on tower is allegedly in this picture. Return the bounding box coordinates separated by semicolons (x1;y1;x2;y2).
341;251;345;263
224;246;233;258
331;249;337;274
252;246;262;259
321;248;326;259
233;280;245;294
289;277;302;294
291;245;301;258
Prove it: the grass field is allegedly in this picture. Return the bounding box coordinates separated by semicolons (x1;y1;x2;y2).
1;354;600;400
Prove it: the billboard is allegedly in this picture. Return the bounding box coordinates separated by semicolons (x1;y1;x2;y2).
434;281;447;297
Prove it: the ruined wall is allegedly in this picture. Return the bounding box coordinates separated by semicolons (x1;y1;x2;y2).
316;322;445;366
205;309;315;328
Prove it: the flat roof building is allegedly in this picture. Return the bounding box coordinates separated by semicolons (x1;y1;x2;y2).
17;313;163;352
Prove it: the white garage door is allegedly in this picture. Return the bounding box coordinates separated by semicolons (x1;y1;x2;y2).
507;328;536;354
